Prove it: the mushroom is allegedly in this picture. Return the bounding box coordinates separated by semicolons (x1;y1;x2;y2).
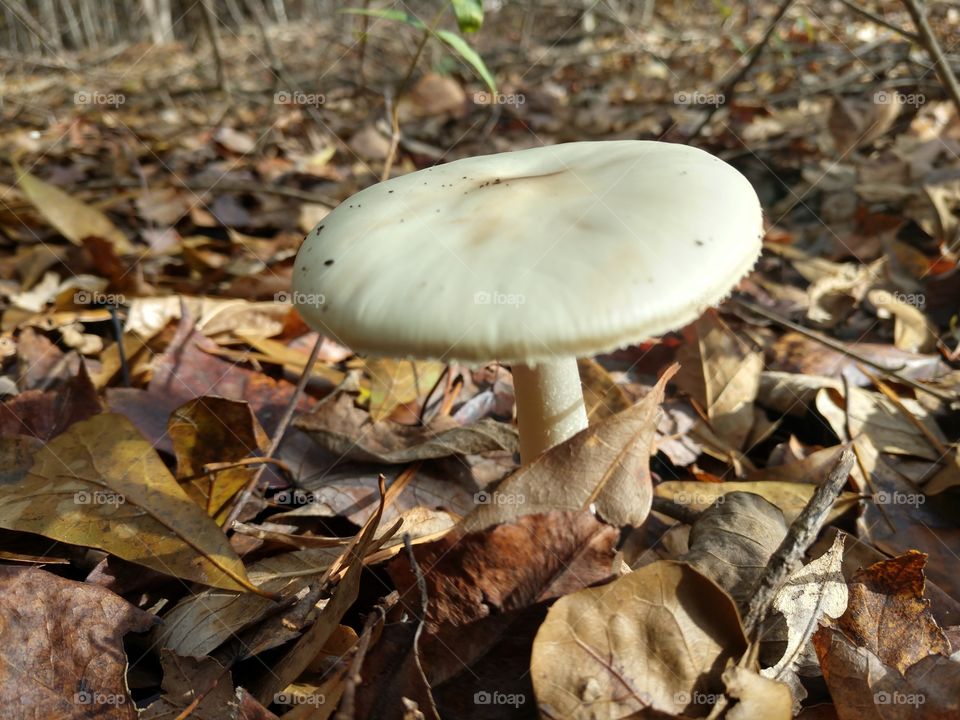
293;141;763;464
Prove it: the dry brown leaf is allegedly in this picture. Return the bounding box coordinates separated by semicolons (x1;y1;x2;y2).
295;393;518;464
816;386;947;460
459;366;674;533
761;535;848;708
682;491;789;612
676;310;762;450
723;666;793;720
856;444;960;603
155;545;343;658
655;480;859;524
365;358;445;421
168;396;268;517
867;289;938;354
813;552;959;720
141;651;237;719
578;357;631;424
0;565;156;719
0;413;262;593
15;167;133;253
835;552;950;674
531;560;747;718
389;511;618;629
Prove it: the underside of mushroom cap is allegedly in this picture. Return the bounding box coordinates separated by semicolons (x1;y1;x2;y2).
293;140;763;363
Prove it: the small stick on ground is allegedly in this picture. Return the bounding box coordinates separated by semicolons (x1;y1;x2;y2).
335;596;394;720
223;334;323;530
836;0;918;42
742;448;855;637
901;0;960;118
735;297;956;403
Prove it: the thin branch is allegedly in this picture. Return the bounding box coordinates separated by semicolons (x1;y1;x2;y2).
901;0;960;117
742;449;855;637
735;297;956;402
223;334;323;530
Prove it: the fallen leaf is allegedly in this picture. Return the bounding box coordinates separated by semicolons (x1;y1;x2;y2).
155;545;343;658
578;357;631;423
816;386;947;460
675;309;763;450
723;666;793;720
0;362;101;440
682;491;789;612
656;480;859;524
365;358;445;421
295;393;518;464
15;166;133;253
531;560;747;718
0;413;263;593
0;565;155;719
141;651;237;719
813;545;959;720
169;396;268;517
761;535;848;709
459;366;675;533
389;511;618;629
834;552;950;674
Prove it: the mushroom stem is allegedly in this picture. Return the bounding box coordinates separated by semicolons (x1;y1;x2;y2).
512;359;588;464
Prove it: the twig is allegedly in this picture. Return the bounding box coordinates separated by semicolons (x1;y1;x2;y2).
742;449;855;636
856;364;949;456
836;0;918;42
901;0;960;118
404;533;429;624
735;297;956;402
335;596;394;720
198;0;226;91
223;334;323;530
687;0;795;140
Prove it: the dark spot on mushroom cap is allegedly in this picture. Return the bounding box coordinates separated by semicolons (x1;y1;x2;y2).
388;190;394;193
317;225;325;233
695;239;704;246
324;259;334;266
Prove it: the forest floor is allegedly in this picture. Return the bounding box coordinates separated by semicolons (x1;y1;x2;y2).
1;2;960;719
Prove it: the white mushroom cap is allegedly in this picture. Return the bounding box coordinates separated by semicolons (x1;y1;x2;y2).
293;140;762;363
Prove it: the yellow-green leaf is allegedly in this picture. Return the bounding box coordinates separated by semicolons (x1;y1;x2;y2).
15;165;133;253
0;413;262;593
